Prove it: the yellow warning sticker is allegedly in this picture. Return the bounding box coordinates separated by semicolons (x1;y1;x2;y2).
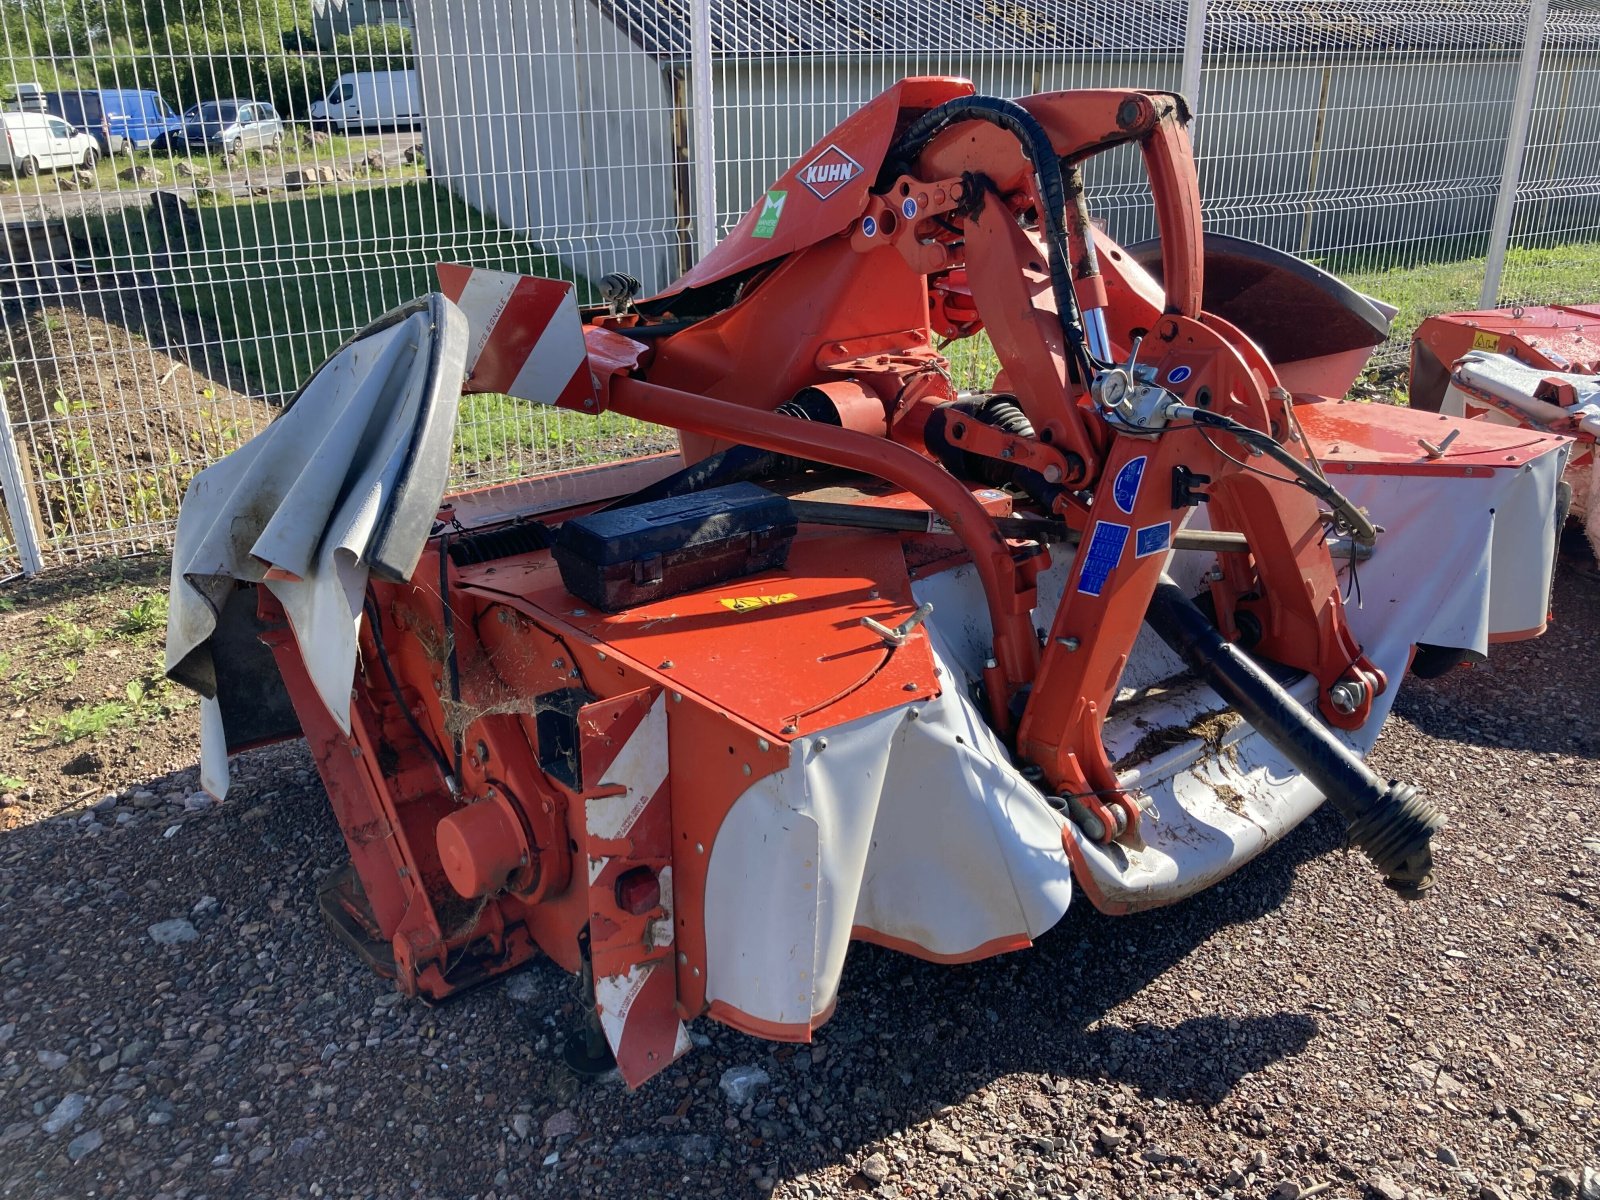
1471;330;1501;351
720;593;799;613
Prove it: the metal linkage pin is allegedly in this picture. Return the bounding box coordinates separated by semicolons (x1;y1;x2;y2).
861;601;935;648
1417;428;1461;459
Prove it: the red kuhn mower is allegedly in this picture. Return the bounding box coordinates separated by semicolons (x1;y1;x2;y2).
1410;304;1599;564
167;80;1572;1087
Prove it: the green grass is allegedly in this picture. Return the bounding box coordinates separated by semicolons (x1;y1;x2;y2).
114;593;169;638
55;133;426;197
453;395;675;482
70;180;580;402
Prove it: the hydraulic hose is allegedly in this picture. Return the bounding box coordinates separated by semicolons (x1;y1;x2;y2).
1143;575;1441;897
884;96;1098;384
1179;406;1380;545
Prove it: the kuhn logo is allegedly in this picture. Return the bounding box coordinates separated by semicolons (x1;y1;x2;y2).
798;144;863;199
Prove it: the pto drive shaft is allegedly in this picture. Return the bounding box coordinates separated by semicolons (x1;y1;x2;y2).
1143;577;1442;897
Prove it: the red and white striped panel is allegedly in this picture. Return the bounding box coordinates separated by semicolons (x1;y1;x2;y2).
581;690;691;1088
435;263;598;410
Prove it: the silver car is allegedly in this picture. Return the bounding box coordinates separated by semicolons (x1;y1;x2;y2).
166;99;284;155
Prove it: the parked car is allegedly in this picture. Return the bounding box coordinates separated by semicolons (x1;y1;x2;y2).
7;82;47;113
44;89;179;155
159;100;284;155
0;112;98;176
310;71;419;132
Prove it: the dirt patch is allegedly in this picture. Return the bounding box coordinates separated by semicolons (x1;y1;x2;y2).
0;556;198;830
1114;707;1243;771
0;301;275;563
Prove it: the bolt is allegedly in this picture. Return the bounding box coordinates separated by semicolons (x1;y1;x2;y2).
1057;637;1080;652
903;681;918;691
757;738;769;751
1329;680;1365;714
781;724;798;735
742;763;751;776
658;660;674;670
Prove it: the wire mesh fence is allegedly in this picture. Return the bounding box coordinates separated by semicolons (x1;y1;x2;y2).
0;0;1596;575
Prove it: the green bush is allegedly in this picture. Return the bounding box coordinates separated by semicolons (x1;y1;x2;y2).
0;0;411;122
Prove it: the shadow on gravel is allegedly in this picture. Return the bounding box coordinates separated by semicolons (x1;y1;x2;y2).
792;804;1340;1122
0;696;1339;1195
1394;561;1600;759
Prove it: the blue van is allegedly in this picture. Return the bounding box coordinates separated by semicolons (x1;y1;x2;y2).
44;89;179;154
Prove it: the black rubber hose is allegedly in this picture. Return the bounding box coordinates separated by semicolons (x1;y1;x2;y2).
1188;407;1380;546
1143;575;1441;897
885;95;1097;384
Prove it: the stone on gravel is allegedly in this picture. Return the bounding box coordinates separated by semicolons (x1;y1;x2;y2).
1369;1175;1407;1200
41;1094;85;1134
182;791;213;812
510;1113;532;1139
1270;1182;1301;1200
1582;1168;1600;1200
0;1023;13;1044
718;1064;770;1106
677;1134;716;1164
35;1050;68;1070
118;165;163;185
65;1129;102;1161
148;918;197;944
542;1108;578;1139
1096;1124;1126;1152
860;1152;890;1183
503;971;538;1003
926;1127;962;1156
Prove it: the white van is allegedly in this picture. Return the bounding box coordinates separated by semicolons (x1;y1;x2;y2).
309;71;419;133
0;112;98;176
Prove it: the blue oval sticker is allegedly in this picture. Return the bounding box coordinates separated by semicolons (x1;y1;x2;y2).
1166;365;1192;385
862;215;878;237
1112;455;1147;514
901;197;918;219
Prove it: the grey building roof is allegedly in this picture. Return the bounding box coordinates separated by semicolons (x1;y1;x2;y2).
593;0;1599;61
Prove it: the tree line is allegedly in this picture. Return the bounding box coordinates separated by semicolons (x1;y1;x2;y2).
0;0;413;118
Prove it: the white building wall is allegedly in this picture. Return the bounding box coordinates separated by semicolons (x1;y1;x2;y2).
412;0;681;293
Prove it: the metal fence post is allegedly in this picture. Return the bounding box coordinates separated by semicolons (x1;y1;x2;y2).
1480;0;1551;307
689;0;719;261
0;384;44;577
1180;0;1206;116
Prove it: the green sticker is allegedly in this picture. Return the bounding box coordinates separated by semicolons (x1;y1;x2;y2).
752;190;786;239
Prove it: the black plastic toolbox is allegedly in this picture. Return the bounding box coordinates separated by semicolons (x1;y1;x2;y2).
553;483;797;612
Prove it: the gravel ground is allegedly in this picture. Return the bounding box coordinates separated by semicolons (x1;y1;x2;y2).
0;563;1595;1200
